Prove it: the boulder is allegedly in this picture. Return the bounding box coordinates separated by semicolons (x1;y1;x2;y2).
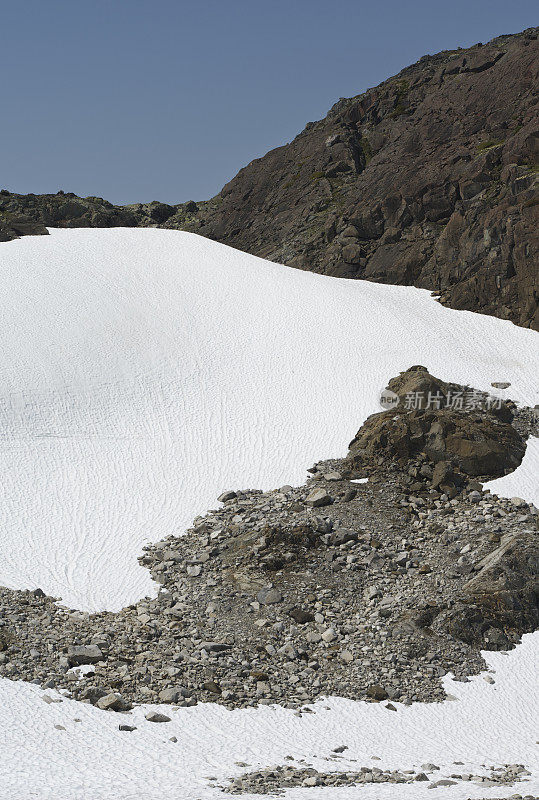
348;367;525;478
304;489;332;508
67;644;103;666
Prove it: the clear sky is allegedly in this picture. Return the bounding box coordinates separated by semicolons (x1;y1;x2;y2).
2;0;537;205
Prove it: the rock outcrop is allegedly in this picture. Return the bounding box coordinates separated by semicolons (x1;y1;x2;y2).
348;366;525;479
0;190;198;242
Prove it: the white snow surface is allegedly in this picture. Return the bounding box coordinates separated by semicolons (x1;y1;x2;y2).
0;635;537;800
0;228;538;799
0;228;537;611
485;436;539;507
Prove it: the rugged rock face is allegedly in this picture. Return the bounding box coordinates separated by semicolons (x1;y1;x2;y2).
187;28;538;329
1;28;537;328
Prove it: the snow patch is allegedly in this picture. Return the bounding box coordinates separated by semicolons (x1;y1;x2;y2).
1;229;537;611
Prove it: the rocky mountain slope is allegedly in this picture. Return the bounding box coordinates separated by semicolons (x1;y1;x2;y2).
1;368;537;716
1;27;537;329
189;27;538;330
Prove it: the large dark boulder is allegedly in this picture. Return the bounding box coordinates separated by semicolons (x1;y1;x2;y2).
347;366;525;478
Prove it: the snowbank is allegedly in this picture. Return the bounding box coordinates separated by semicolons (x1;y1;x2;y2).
1;228;537;611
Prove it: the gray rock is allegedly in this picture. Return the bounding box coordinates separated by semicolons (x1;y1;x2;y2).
304;488;332;508
199;641;232;653
323;472;342;481
67;644;103;666
257;587;283;605
96;693;129;711
218;491;237;503
510;497;527;508
158;687;185;703
145;711;172;723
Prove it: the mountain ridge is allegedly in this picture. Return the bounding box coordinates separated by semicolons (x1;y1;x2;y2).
1;26;537;329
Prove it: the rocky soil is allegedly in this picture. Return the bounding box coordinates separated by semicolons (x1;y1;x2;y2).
0;369;537;718
1;27;537;329
220;762;533;795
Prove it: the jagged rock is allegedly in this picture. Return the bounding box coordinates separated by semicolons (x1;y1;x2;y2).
445;531;539;649
185;29;539;331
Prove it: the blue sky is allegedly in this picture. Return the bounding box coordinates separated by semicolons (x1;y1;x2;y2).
2;0;537;204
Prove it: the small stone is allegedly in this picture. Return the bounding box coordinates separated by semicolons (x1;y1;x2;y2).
323;471;342;481
203;681;221;694
199;641;232;653
41;695;63;705
510;497;527;508
257;587;283;605
145;711;172;723
217;491;237;503
429;779;457;788
321;627;337;643
158;687;185;703
96;693;130;712
367;684;388;701
119;724;137;732
289;608;315;624
304;488;332;508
